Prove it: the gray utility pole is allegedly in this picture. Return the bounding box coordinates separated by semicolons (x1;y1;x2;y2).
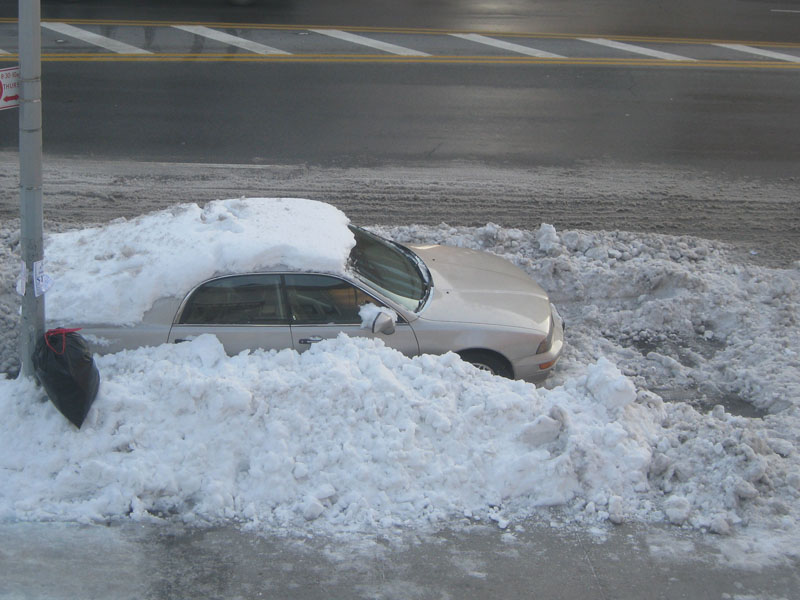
18;0;44;378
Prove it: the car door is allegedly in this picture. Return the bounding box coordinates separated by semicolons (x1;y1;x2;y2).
284;273;420;356
168;274;294;355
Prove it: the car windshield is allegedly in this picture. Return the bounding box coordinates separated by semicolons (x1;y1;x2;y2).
348;226;431;312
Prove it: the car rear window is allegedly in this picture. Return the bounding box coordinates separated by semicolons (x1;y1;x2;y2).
179;274;287;325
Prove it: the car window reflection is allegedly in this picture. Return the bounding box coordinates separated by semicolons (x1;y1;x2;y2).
180;274;287;325
285;274;372;325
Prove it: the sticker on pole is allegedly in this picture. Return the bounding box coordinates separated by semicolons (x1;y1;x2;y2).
33;260;54;297
1;66;20;111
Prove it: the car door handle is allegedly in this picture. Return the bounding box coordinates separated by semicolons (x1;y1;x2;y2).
298;336;324;345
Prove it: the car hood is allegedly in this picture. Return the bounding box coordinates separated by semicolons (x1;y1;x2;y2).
410;244;552;332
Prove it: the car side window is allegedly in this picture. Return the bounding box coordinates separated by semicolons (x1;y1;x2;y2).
284;274;374;325
179;275;287;325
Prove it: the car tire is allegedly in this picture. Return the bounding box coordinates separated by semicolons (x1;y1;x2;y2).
457;350;513;379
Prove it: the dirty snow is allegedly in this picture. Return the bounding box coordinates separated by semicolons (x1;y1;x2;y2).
1;199;799;565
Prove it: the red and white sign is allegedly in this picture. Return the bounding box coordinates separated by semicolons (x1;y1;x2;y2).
0;66;21;111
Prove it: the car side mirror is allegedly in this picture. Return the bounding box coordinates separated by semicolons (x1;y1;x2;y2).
372;312;396;335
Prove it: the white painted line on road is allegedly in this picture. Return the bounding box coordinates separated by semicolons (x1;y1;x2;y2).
714;43;800;63
172;25;290;55
309;29;430;56
42;22;151;54
771;9;800;13
578;37;696;61
449;33;564;58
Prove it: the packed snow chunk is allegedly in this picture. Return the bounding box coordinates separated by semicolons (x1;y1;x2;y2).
607;495;625;524
519;413;563;447
302;496;326;521
664;495;691;525
359;303;398;330
585;245;609;261
733;479;759;500
709;514;732;536
536;224;560;254
43;198;354;326
313;483;337;501
767;437;793;458
584;358;637;416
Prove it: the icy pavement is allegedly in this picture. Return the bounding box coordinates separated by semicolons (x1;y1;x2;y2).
3;519;799;600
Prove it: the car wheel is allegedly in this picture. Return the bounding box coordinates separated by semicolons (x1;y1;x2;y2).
457;351;513;379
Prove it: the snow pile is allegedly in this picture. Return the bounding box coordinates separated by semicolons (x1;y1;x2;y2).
2;333;796;549
0;201;799;558
377;222;800;415
41;198;353;326
0;335;644;529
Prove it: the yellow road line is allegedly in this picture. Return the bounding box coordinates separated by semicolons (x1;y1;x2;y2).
0;52;797;69
1;17;799;49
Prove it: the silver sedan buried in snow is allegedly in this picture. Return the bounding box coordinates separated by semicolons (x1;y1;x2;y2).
81;226;564;381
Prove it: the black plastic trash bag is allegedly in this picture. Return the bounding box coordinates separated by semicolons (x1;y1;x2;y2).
33;328;100;429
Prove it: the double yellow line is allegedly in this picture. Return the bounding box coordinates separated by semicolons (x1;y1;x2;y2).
0;53;797;70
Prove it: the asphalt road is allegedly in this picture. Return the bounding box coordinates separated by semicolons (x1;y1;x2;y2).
1;0;798;180
17;60;796;181
1;1;798;180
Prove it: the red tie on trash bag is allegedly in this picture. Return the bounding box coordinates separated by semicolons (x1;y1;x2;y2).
44;327;84;355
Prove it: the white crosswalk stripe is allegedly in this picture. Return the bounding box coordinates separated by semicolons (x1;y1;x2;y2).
2;21;798;68
714;43;800;63
309;29;429;56
42;22;151;54
172;25;290;55
578;37;695;61
450;33;564;58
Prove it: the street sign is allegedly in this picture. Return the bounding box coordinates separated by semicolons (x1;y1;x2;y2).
1;66;20;110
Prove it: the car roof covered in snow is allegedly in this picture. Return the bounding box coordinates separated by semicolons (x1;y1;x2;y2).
44;198;354;326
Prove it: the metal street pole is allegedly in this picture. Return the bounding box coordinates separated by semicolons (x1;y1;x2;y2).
18;0;44;378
